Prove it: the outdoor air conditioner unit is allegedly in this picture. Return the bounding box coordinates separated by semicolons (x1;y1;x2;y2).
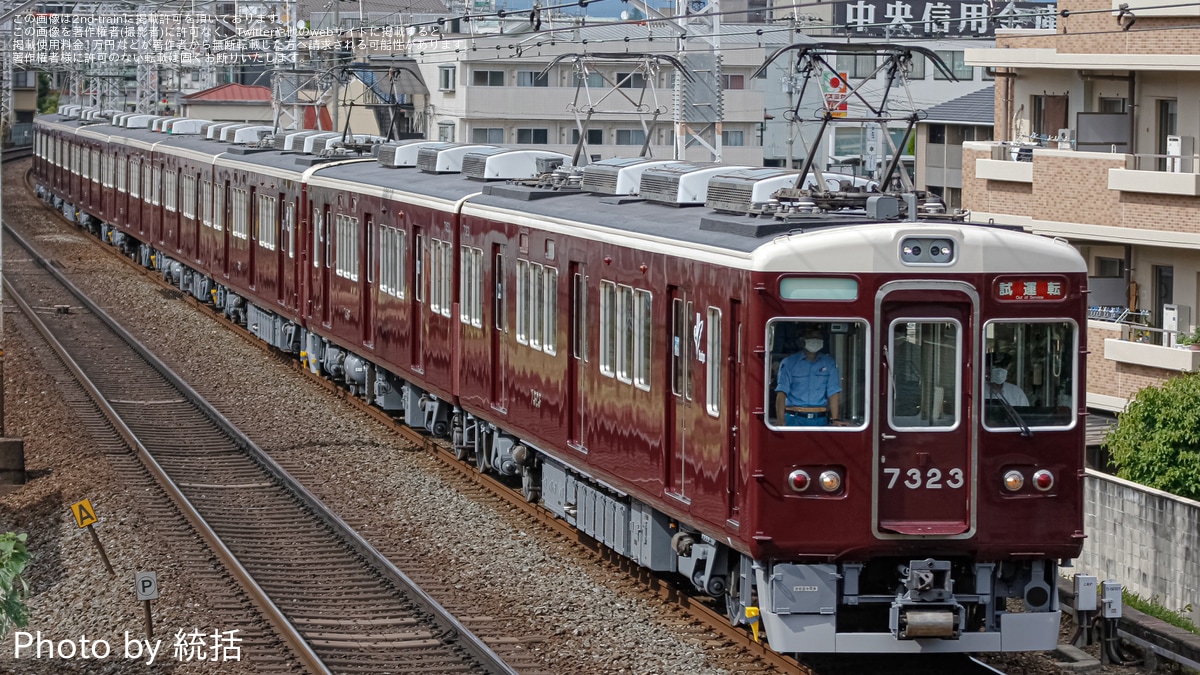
1057;128;1075;150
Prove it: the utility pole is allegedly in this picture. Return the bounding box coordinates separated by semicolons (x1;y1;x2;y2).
785;10;796;169
673;0;722;162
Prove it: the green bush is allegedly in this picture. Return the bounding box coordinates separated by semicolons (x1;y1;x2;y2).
1103;372;1200;501
0;532;30;638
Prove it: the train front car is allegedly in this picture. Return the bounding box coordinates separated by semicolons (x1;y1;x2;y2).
739;221;1086;654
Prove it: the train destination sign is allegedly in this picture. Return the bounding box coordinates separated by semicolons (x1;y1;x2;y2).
833;0;1057;37
994;277;1067;301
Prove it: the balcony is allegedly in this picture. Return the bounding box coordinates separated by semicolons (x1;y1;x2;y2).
1104;338;1200;372
962;142;1200;245
1108;153;1200;196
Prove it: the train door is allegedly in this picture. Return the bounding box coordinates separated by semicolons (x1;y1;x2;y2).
874;283;976;538
726;299;742;522
362;214;374;347
666;287;694;501
321;205;332;326
221;180;231;278
567;261;586;449
491;243;508;412
412;228;425;373
248;187;258;289
277;193;287;305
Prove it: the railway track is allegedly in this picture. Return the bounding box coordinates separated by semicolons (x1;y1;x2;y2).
17;165;1020;675
2;221;527;675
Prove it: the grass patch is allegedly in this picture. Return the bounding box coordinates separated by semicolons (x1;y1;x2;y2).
1124;591;1200;636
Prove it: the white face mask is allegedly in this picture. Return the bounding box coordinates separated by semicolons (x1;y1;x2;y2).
991;368;1008;385
805;339;824;353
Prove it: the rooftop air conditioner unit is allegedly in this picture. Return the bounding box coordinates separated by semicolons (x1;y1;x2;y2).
705;168;806;214
301;132;341;154
416;144;497;174
461;148;571;181
639;162;752;206
231;125;275;144
380;140;446;167
580;157;675;195
125;114;158;129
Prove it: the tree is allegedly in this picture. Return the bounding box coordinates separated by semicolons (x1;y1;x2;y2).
37;74;59;115
1104;373;1200;500
0;532;30;638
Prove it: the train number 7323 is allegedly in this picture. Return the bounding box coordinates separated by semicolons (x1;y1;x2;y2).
883;467;965;489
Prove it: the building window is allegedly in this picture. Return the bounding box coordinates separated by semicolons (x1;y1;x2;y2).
722;130;745;146
517;70;549;87
1096;257;1124;278
929;124;946;144
722;74;745;90
1100;97;1127;113
572;72;605;88
616;129;646;145
517;128;548;144
437;122;455;143
616;72;646;89
934;51;974;80
439;65;456;91
908;54;926;80
472;127;505;144
836;54;877;78
571;128;604;145
258;194;278;251
472;70;504;86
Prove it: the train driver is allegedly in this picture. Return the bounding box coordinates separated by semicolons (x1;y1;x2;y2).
985;353;1030;406
774;325;846;427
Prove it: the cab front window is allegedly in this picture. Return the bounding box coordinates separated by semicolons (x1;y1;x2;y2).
767;319;867;430
983;320;1076;429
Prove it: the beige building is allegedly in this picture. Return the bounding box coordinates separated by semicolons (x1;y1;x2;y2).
963;0;1200;411
412;22;773;166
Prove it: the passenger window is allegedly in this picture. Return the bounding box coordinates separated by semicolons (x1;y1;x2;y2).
767;319;867;430
983;321;1076;429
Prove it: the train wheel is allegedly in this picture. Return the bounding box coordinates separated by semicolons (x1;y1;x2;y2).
521;467;540;502
453;443;469;462
475;444;490;474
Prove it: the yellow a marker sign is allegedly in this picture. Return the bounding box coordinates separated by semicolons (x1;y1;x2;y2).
71;498;98;529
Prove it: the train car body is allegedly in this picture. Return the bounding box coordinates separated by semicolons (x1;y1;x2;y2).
33;109;1087;655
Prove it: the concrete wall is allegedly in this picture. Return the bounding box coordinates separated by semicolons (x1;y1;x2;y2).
1081;470;1200;627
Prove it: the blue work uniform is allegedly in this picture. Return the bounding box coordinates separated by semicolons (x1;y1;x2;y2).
776;352;841;426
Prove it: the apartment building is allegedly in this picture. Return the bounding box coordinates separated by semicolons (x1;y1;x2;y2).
412;21;781;166
963;0;1200;411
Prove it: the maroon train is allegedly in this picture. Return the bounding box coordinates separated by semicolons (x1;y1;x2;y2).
34;107;1087;654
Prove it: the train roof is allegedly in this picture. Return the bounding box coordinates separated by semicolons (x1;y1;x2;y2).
36;114;1087;274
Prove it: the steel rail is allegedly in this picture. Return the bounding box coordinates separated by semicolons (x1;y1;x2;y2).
3;219;518;675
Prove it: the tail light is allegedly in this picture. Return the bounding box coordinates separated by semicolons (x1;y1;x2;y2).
1033;469;1055;491
787;470;810;493
1003;470;1024;492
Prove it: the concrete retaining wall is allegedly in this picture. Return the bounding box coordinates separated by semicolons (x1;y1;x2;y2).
1079;469;1200;626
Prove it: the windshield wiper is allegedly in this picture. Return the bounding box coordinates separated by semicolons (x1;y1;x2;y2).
993;392;1033;438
